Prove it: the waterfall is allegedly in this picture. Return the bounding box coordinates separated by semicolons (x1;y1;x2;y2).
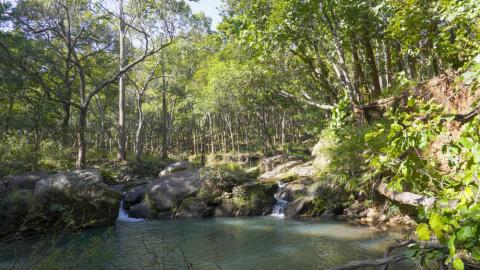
117;199;144;223
271;181;289;217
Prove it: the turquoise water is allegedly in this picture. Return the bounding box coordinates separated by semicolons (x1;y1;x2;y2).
0;217;411;270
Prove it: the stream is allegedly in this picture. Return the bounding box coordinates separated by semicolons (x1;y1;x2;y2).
0;217;411;270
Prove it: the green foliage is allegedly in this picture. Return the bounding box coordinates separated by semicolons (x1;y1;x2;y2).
365;98;445;193
417;115;480;268
198;164;250;200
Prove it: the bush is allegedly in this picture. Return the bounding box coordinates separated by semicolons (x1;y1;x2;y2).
198;163;250;201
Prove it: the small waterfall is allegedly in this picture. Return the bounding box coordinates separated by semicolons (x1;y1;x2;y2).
117;199;144;223
271;181;289;217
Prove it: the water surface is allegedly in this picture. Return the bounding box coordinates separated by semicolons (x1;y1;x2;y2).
0;217;411;270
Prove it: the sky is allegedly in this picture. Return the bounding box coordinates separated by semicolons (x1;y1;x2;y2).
188;0;223;30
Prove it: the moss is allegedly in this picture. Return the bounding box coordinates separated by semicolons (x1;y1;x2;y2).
199;164;250;199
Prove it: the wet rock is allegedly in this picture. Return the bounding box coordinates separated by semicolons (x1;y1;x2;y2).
146;170;202;212
175;198;213;218
159;161;193;176
124;184;147;208
284;197;314;218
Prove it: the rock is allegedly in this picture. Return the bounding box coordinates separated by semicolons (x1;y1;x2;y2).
33;169;121;228
366;208;379;219
175;198;213;218
312;139;332;172
124;184;147;208
245;166;260;178
286;162;316;178
127;202;154;219
260;155;301;172
5;172;49;191
146;170;202;213
0;180;6;200
159;161;193;176
197;165;249;202
282;180;311;201
285;197;314;218
111;184;126;192
259;160;304;180
214;183;276;217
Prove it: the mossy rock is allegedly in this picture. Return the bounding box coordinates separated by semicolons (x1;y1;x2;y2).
215;182;277;217
175;197;213;218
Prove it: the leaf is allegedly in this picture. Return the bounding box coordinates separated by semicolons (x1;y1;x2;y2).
453;258;464;270
457;226;473;242
472;247;480;261
416;223;431;241
429;213;444;237
448;235;456;257
459;137;474;149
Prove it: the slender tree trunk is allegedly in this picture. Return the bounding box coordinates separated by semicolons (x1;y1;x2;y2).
76;108;87;169
384;39;393;89
363;36;382;99
160;64;168;160
118;0;127;161
134;95;144;162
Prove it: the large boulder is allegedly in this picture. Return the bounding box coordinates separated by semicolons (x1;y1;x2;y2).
285;197;316;217
124;184;147;208
1;169;121;236
175;198;213;218
33;169;121;228
286;161;316;178
145;170;202;215
0;180;6;200
159;161;193;176
259;160;304;180
312;139;332;172
214;182;277;217
260;155;301;172
5;172;49;191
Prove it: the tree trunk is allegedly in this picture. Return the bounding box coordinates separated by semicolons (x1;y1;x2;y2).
134;95;144;162
384;40;393;89
363;36;382;99
118;0;127;161
160;64;168;160
76;108;87;169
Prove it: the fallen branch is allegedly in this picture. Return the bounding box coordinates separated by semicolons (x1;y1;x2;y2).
375;181;436;207
329;254;407;270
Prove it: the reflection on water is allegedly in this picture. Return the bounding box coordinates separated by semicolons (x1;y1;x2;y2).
0;217;411;270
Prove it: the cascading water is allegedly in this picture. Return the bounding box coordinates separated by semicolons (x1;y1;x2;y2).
271;181;289;217
117;198;144;223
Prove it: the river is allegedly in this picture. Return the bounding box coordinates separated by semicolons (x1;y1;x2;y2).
0;217;411;270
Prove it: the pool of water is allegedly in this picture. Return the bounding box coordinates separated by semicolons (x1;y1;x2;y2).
0;217;411;270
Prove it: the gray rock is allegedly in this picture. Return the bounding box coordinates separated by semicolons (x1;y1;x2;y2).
287;161;316;177
214;182;276;217
259;160;304;180
285;197;314;218
34;169;103;194
260;155;301;172
6;172;49;191
159;161;193;176
0;180;6;200
124;184;147;208
146;170;202;212
33;169;121;228
175;198;213;218
128;202;154;219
